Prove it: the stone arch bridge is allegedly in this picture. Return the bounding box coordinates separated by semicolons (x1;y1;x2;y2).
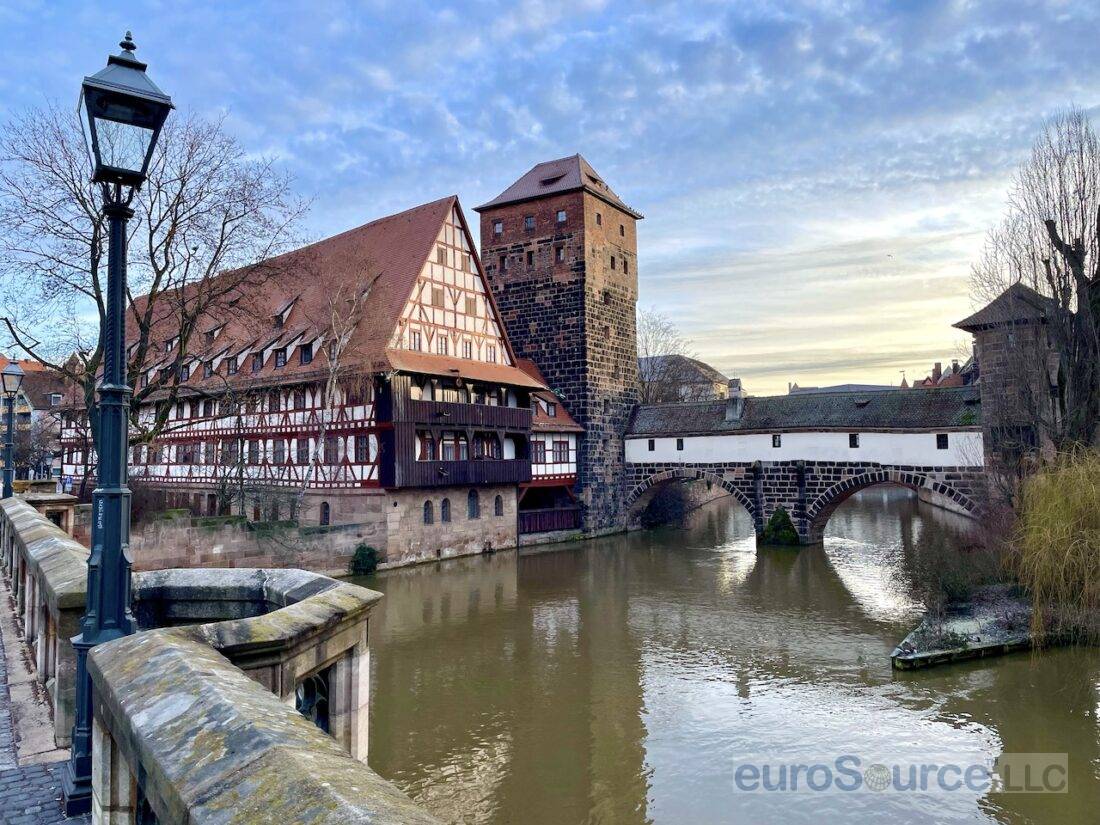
624;384;986;544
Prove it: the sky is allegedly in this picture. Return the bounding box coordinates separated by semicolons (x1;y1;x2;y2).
1;0;1099;395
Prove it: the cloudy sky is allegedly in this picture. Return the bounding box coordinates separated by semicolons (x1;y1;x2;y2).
2;0;1098;395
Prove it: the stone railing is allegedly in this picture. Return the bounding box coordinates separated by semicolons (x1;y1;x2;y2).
0;497;88;746
0;498;441;823
90;569;440;823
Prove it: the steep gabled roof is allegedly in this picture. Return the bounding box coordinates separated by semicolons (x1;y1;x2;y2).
20;370;68;410
954;283;1058;332
126;196;542;395
475;154;643;219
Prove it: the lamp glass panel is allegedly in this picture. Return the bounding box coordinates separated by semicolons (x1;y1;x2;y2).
1;370;22;396
93;116;153;174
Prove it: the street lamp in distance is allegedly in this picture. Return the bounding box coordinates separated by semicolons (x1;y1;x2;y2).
62;31;173;816
1;361;25;499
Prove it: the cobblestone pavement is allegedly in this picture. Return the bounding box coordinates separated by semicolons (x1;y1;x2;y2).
0;605;88;824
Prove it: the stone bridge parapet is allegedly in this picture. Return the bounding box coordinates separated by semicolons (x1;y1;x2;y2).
0;495;441;824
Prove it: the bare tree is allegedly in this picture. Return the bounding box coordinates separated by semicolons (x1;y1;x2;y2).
636;306;696;404
14;412;59;480
0;104;307;454
293;264;381;513
971;107;1100;452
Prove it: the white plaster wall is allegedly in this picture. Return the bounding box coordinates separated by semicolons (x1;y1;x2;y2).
626;430;984;467
531;432;578;478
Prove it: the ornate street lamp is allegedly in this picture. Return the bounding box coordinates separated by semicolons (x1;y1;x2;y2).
1;362;25;499
63;32;173;815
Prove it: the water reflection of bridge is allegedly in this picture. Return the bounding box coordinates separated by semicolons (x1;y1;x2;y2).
363;492;1100;824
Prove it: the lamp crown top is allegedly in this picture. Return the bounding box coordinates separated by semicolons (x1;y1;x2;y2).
120;31;136;53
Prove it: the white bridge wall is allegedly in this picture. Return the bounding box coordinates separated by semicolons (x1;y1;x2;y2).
626;430;984;467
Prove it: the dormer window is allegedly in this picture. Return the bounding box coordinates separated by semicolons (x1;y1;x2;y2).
179;363;190;381
227;356;238;375
252;353;263;373
203;362;213;378
49;393;62;406
299;341;313;365
274;348;287;368
547;402;557;417
274;297;297;329
165;335;177;351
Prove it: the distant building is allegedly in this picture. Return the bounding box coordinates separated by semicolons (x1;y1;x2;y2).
788;382;896;395
7;366;67;480
911;356;978;389
954;282;1060;464
639;354;729;402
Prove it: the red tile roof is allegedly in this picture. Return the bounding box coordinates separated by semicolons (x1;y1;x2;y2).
128;196;540;395
386;350;545;390
516;359;583;432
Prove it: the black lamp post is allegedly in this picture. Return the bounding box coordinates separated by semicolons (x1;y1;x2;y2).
62;32;172;814
2;362;25;498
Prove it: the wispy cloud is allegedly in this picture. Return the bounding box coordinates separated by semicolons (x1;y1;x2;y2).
2;1;1099;393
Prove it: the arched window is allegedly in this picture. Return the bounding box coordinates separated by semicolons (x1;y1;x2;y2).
319;501;330;526
441;498;451;523
423;500;434;525
467;489;480;519
494;494;504;517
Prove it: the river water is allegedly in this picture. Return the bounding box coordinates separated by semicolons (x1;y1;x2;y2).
354;487;1100;824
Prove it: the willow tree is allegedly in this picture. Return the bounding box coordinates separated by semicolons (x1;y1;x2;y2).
0;105;307;472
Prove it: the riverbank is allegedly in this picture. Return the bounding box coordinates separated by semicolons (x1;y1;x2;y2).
891;584;1036;669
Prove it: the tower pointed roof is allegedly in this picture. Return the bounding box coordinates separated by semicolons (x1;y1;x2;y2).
475;154;642;219
954;283;1058;332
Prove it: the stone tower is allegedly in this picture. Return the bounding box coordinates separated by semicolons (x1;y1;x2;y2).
476;155;641;533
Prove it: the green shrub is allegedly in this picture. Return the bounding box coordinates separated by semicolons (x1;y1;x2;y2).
760;507;800;546
1012;450;1100;642
349;543;379;576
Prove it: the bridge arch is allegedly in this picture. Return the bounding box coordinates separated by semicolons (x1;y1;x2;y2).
804;468;980;543
625;468;757;529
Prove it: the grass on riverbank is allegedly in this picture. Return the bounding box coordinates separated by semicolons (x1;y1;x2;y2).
1011;450;1100;643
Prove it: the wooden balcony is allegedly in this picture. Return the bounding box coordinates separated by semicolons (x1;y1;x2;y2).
519;507;582;534
396;458;532;488
399;399;532;431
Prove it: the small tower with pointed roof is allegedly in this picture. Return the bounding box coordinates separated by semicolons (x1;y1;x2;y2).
476;155;642;533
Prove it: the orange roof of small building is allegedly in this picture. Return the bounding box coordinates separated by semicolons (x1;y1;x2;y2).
516;359;583;432
0;356;48;374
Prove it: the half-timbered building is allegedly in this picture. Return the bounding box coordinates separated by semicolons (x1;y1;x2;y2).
60;196;548;564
